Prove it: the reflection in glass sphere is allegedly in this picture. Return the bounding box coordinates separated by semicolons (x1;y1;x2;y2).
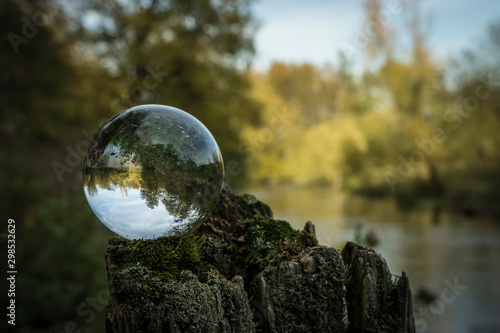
82;104;224;240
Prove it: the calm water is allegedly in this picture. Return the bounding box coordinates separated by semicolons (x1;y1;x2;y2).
243;186;500;333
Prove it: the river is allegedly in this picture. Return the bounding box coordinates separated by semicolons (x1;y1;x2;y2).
242;186;500;333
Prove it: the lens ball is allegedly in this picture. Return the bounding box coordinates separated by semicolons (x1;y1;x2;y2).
82;104;224;239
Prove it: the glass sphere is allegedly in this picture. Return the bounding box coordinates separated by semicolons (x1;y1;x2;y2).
82;104;224;240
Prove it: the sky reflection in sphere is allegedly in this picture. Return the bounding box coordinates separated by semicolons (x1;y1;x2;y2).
82;104;224;240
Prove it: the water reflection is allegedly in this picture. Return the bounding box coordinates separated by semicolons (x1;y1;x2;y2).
245;186;500;333
83;105;224;239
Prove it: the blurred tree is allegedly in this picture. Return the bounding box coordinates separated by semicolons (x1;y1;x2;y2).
443;20;500;209
363;0;395;61
245;61;374;187
267;62;342;125
71;0;261;165
1;1;119;332
363;0;439;117
361;0;449;196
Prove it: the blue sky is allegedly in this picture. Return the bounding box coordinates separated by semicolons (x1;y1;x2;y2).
251;0;500;71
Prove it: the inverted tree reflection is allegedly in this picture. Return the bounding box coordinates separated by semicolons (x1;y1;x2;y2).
84;108;223;223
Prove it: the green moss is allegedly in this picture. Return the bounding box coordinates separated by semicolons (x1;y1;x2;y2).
227;215;318;281
108;235;218;281
247;216;317;262
235;193;252;205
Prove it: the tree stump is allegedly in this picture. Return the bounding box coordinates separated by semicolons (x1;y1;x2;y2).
104;187;415;333
342;242;416;333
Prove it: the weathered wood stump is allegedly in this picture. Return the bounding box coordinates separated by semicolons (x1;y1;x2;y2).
104;187;415;332
342;242;415;333
252;246;346;332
